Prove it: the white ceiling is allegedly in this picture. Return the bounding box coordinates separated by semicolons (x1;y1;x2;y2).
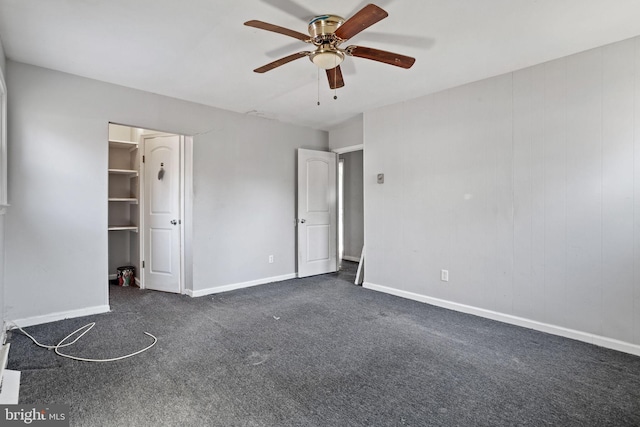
2;0;640;130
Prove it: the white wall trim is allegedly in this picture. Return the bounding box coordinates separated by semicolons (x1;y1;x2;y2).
332;144;363;154
187;273;296;298
8;305;110;329
363;282;640;357
182;136;194;297
0;369;20;404
0;64;7;208
342;255;361;263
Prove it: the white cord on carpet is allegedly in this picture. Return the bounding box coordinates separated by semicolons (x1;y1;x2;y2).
9;322;157;363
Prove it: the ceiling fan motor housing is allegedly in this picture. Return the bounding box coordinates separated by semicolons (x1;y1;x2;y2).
308;15;345;38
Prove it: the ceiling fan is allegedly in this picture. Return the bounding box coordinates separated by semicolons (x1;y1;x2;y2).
244;3;416;90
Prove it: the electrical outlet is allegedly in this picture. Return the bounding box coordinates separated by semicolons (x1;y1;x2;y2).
441;269;449;282
268;255;274;264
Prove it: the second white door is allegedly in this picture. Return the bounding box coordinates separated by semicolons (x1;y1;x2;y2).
143;135;181;293
297;149;337;277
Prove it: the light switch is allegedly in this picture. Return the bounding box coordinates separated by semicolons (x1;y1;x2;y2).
377;173;384;184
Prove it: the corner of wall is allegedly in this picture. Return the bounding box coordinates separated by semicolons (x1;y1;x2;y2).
0;34;5;345
0;53;5;340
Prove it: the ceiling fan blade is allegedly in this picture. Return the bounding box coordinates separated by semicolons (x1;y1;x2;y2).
244;20;310;42
253;51;310;73
345;45;415;69
334;4;388;41
326;66;345;89
348;0;393;18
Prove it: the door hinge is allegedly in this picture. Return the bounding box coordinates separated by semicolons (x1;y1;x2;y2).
142;155;145;163
142;260;145;268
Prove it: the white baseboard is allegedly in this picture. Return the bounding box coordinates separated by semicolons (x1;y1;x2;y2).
8;305;111;329
363;282;640;357
187;273;297;298
342;256;361;263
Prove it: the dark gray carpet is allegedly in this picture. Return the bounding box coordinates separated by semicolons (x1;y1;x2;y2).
7;261;640;426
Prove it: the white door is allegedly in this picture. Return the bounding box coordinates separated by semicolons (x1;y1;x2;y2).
143;135;181;293
297;149;337;277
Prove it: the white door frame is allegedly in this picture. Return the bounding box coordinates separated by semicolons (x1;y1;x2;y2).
337;158;344;267
139;133;190;293
332;144;363;155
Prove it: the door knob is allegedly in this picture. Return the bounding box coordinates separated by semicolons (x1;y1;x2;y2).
170;219;177;225
300;219;306;223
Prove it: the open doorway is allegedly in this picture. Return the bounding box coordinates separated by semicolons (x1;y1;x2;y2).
337;149;364;278
107;123;192;295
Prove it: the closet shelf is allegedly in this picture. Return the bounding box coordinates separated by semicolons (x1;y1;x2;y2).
108;225;139;232
109;139;138;150
108;168;138;177
108;197;138;204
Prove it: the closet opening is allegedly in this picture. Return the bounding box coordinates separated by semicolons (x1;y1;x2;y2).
107;123;192;296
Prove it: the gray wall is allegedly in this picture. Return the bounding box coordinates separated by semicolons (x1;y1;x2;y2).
191;112;327;288
329;115;363;151
365;36;640;349
341;151;363;261
5;61;327;322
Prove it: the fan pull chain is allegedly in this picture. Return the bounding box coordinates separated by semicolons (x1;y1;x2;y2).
333;57;338;101
317;68;321;106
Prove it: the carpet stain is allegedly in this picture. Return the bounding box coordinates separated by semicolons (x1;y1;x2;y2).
248;351;268;366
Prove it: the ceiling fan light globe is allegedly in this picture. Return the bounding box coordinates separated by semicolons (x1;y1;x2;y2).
310;50;344;69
